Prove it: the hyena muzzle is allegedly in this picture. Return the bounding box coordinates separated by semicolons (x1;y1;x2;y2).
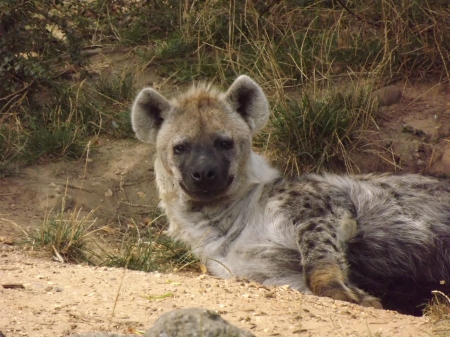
131;75;450;315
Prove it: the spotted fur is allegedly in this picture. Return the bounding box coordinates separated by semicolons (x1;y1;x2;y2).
131;75;450;315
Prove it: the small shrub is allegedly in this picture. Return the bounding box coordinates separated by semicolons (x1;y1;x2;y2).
0;0;85;107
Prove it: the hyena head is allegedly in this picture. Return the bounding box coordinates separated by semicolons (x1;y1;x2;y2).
131;75;269;202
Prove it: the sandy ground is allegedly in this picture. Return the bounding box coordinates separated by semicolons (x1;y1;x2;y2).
0;250;444;337
1;78;450;336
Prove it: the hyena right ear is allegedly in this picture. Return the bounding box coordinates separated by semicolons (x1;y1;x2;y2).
131;88;172;144
224;75;269;133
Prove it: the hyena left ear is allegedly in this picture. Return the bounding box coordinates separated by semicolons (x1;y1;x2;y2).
225;75;269;133
131;88;172;144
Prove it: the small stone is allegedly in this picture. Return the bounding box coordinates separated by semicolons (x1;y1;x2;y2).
105;189;113;197
56;194;75;212
264;291;275;298
370;85;402;107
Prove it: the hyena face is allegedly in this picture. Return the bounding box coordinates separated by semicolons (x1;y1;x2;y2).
156;93;252;201
131;76;269;201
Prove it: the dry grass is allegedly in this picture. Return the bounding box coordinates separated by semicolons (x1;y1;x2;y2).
25;207;98;263
259;83;378;174
169;0;449;173
16;199;196;271
2;0;449;173
178;0;450;92
97;214;198;273
424;291;450;336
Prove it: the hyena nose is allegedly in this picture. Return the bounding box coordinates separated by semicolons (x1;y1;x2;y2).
191;167;217;182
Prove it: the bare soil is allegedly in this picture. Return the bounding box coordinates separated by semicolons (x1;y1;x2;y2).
1;77;450;336
0;251;443;337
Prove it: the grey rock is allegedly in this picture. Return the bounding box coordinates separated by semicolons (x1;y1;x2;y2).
56;194;75;211
71;308;254;337
370;85;402;107
145;308;255;337
72;333;134;337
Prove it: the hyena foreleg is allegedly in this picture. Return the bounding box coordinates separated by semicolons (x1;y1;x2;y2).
296;216;382;308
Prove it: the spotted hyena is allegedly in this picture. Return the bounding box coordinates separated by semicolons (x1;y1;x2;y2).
131;75;450;315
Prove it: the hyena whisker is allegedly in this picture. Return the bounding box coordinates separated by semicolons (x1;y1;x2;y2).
132;75;450;316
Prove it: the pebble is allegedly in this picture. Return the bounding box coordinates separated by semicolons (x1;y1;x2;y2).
29;283;44;290
0;244;14;252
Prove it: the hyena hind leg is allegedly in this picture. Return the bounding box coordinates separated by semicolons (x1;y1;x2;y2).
297;218;382;309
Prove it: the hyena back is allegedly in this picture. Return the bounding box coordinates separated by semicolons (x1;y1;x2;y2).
131;75;450;315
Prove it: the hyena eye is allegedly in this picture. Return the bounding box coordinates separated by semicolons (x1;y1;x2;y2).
173;144;186;155
217;139;234;150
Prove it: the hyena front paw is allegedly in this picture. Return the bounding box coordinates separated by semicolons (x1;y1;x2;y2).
325;286;382;309
307;263;382;309
352;288;383;309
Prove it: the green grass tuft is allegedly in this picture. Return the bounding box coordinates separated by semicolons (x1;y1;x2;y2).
94;72;135;104
21;124;85;163
27;207;98;263
266;85;378;173
98;217;198;272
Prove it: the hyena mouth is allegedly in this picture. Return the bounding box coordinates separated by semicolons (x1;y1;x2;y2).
180;175;234;201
